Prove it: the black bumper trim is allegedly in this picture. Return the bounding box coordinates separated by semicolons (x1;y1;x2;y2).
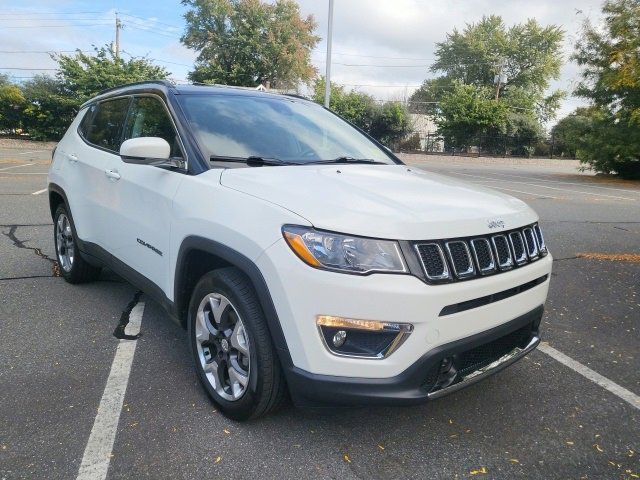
285;305;543;407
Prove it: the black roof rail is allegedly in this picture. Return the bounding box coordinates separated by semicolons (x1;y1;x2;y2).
83;79;176;105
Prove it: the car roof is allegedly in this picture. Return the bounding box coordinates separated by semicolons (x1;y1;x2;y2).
81;80;309;108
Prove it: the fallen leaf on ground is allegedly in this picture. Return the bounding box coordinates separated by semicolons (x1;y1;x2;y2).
470;467;488;475
344;454;351;463
214;456;222;464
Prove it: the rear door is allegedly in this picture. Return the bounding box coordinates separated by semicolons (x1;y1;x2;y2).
101;95;186;294
62;97;130;248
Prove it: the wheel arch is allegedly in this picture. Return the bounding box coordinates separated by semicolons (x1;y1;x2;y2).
48;183;69;221
175;236;293;367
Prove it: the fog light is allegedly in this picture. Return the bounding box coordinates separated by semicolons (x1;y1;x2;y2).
316;315;413;358
332;330;347;347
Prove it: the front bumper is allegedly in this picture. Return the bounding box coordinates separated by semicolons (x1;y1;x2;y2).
285;305;543;406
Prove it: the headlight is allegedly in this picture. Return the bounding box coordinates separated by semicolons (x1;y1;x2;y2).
282;225;407;274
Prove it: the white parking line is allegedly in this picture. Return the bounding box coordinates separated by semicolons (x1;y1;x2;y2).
31;188;47;195
453;172;637;201
77;300;145;480
470;182;560;199
0;163;33;171
486;171;640;195
538;343;640;410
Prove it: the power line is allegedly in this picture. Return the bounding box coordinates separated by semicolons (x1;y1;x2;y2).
0;23;112;29
0;67;59;71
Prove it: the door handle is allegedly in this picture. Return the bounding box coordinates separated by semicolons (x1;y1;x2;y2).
104;169;121;181
67;153;78;163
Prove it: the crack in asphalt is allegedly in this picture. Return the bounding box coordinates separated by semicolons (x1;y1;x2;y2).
113;291;144;340
0;223;53;227
1;225;61;277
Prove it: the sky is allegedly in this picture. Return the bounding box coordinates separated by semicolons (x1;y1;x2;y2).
0;0;605;121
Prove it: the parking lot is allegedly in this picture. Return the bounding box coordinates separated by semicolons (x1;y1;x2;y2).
1;143;638;479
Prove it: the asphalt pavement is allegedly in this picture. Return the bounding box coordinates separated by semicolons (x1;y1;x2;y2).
1;146;638;479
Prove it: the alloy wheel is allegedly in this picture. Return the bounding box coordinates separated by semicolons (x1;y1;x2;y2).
195;293;251;401
55;213;74;272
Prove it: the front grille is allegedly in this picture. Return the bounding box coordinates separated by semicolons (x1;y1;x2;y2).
414;223;547;284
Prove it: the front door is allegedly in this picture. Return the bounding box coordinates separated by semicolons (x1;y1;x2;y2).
102;95;186;296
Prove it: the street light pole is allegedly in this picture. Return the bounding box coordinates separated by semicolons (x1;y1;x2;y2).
324;0;334;108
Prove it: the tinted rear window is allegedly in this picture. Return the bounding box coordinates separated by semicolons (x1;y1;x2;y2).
85;98;130;152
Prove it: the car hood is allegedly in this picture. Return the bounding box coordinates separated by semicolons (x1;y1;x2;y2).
219;164;538;239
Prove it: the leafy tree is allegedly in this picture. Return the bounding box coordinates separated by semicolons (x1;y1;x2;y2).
182;0;319;88
433;16;563;96
0;74;25;132
370;101;411;147
550;108;596;158
312;78;376;130
55;46;170;102
410;16;564;153
408;77;451;115
573;0;640;178
21;75;78;140
312;79;411;147
436;82;509;151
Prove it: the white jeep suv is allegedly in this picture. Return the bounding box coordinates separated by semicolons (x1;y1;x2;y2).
48;81;552;420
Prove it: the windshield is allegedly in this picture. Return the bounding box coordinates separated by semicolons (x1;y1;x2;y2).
178;94;397;165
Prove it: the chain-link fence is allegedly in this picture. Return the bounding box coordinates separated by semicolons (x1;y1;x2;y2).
396;131;576;159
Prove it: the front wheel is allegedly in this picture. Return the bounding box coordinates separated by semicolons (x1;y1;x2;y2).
188;268;287;420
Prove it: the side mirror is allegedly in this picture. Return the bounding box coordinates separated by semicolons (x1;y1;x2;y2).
120;137;183;168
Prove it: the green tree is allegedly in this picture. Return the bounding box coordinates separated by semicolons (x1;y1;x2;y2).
0;74;25;132
182;0;319;88
410;16;564;153
312;78;376;130
436;81;509;151
312;79;411;147
573;0;640;178
55;46;170;102
550;108;596;158
21;75;78;140
370;101;411;148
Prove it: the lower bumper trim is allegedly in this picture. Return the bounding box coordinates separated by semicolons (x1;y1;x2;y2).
284;305;544;407
427;335;540;399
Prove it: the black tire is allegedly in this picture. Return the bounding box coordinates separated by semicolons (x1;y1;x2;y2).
53;204;101;283
188;267;287;420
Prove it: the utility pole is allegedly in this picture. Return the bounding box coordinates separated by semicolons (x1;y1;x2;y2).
115;14;122;60
323;0;334;108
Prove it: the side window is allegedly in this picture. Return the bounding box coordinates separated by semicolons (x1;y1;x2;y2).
123;96;183;158
85;98;130;152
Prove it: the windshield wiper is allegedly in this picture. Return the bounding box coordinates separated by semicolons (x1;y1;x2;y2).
306;156;388;165
209;155;298;167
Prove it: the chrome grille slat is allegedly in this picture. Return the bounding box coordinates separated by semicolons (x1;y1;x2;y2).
522;227;539;259
508;231;528;265
445;241;475;279
415;243;451;281
491;234;513;270
470;238;496;274
533;224;547;255
414;223;547;284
